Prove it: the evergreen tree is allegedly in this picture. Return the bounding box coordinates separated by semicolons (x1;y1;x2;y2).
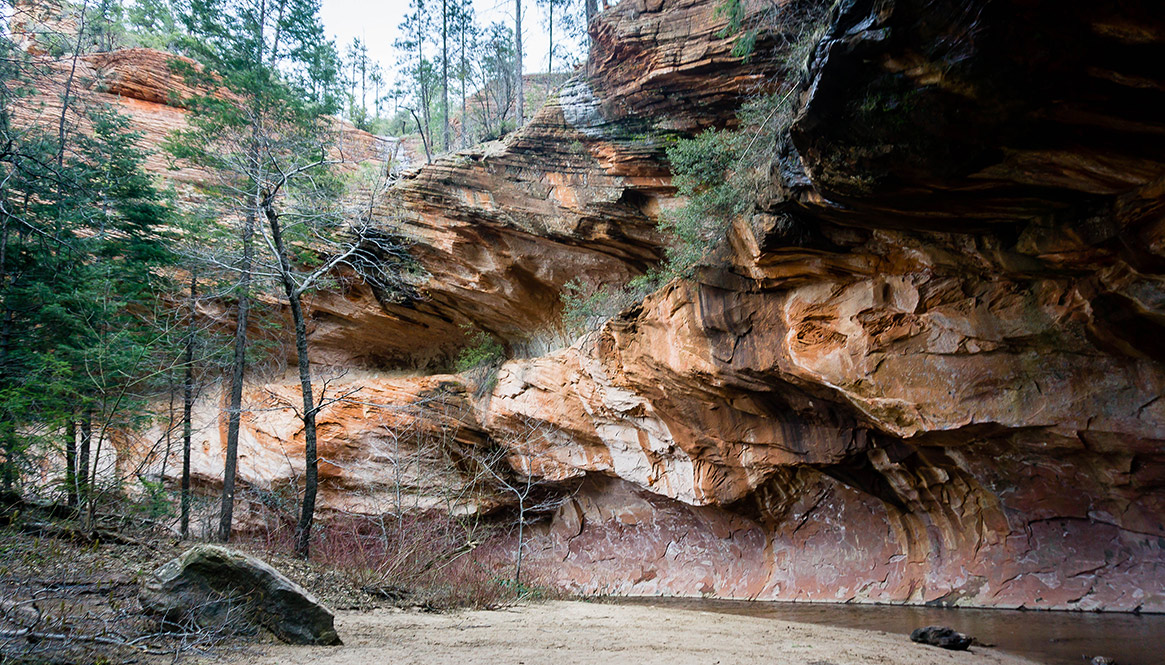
169;0;342;547
395;0;436;160
0;26;174;506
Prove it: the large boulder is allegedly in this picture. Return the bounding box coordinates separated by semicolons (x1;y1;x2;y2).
140;544;341;645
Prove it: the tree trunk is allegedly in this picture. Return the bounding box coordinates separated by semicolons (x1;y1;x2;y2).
417;6;431;152
181;271;197;539
86;420;106;528
79;411;91;505
515;0;524;125
442;0;450;151
515;499;524;584
585;0;597;47
0;430;15;492
262;203;319;560
460;26;467;147
0;239;15;492
65;419;77;507
219;205;255;543
548;1;554;76
411;108;433;163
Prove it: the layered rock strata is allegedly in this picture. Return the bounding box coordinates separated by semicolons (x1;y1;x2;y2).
479;0;1165;611
124;374;493;522
90;0;1165;611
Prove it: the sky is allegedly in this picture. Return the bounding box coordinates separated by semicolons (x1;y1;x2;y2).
318;0;581;88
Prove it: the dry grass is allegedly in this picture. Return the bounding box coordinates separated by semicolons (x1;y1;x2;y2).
0;511;257;664
234;508;564;612
0;490;565;663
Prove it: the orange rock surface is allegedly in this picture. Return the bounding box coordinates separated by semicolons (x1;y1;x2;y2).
78;0;1165;611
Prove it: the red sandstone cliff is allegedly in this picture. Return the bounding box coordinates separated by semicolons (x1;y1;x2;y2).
89;0;1165;611
407;0;1165;611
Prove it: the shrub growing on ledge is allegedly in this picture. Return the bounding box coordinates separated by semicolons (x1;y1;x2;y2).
659;0;833;275
456;328;506;398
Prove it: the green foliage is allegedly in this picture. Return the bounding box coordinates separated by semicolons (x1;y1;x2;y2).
132;476;173;520
455;327;505;399
560;273;663;336
662;129;750;276
124;0;185;51
716;0;759;61
455;328;505;373
0;36;177;492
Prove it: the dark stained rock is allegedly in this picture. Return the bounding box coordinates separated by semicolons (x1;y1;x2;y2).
140;545;341;646
910;626;973;651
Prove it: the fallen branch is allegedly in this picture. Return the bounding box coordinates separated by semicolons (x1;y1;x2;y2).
0;627;172;655
17;521;158;549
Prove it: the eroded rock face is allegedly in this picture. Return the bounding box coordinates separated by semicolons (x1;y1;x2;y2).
334;0;798;367
123;375;495;521
97;0;1165;612
482;0;1165;611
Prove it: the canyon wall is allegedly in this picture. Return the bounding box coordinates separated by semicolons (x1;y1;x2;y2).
90;0;1164;610
452;0;1165;611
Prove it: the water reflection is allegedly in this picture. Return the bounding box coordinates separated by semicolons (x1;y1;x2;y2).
619;597;1163;665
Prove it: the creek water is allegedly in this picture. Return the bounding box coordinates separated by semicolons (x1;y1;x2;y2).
621;597;1163;665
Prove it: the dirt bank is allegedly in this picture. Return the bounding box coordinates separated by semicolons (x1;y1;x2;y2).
236;600;1039;665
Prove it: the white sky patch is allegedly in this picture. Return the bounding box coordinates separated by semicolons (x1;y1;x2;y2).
319;0;581;87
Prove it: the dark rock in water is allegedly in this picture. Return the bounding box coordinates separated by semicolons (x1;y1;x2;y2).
140;544;341;645
910;626;973;650
1090;657;1117;665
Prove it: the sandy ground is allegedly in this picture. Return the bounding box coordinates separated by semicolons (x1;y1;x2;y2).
234;600;1040;665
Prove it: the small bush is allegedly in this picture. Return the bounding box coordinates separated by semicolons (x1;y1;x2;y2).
662;129;751;276
455;327;506;398
560;273;663;337
455;328;505;373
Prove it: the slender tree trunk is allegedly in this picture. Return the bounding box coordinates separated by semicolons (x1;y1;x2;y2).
160;385;175;484
0;430;15;492
515;498;524;584
411;108;432;163
416;4;431;146
55;2;87;173
262;203;319;560
219;205;255;543
86;419;106;528
548;1;554;76
79;411;91;505
65;419;77;507
181;271;197;539
0;289;14;492
0;215;11;494
441;0;450;151
460;27;467;147
585;0;597;47
515;0;524;125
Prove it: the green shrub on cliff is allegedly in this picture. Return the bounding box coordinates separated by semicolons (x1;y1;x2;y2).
560;273;662;336
659;0;832;276
661;128;750;276
455;327;505;398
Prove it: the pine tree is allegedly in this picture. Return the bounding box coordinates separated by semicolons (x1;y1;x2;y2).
0;41;174;506
515;0;524;125
395;0;436;160
169;0;343;547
